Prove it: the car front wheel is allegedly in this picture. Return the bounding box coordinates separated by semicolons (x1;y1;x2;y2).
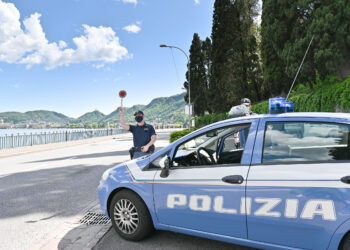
109;190;154;241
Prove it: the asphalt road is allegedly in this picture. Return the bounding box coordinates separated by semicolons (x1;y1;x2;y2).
0;130;254;250
94;227;253;250
0;131;170;250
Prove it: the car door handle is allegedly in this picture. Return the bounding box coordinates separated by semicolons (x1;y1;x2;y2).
222;175;244;184
341;176;350;184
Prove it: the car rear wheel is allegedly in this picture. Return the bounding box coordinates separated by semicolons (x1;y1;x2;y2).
339;232;350;250
109;190;154;241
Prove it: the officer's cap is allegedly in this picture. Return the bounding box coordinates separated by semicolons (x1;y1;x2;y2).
241;98;251;106
134;110;144;116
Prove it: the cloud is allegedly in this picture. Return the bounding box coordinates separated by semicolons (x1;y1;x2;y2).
93;63;105;69
194;0;200;4
122;0;137;5
123;22;141;34
0;0;129;69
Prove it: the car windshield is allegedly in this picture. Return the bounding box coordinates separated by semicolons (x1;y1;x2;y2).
178;128;226;150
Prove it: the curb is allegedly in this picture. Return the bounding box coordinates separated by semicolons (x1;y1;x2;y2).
30;201;111;250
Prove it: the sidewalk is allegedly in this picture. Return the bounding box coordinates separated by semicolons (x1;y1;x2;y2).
0;128;179;159
30;201;112;250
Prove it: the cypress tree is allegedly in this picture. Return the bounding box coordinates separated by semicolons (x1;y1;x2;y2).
201;37;212;113
210;0;241;113
184;33;208;116
209;0;261;113
260;0;295;97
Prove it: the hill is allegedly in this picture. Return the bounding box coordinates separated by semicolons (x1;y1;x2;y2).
102;93;186;124
76;110;106;123
0;93;187;124
0;110;72;123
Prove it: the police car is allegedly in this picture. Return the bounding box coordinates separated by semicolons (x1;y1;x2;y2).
98;99;350;250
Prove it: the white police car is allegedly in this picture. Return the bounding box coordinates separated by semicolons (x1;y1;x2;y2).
98;102;350;249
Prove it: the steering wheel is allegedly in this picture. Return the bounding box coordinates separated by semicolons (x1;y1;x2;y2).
196;147;215;165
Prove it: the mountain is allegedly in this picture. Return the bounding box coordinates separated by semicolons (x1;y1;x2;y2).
0;110;72;123
0;93;187;124
76;110;106;123
101;93;186;124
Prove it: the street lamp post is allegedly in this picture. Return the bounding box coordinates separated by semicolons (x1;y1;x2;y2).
160;44;191;128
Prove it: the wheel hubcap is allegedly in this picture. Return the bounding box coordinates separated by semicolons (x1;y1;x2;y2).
114;199;139;234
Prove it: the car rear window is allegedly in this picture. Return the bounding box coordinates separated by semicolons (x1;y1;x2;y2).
263;121;350;163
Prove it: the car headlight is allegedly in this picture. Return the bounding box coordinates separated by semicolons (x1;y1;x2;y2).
102;169;112;181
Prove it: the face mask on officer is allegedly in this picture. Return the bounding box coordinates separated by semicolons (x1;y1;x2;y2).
135;116;143;123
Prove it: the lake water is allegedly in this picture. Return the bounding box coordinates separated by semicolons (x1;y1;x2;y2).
0;128;105;136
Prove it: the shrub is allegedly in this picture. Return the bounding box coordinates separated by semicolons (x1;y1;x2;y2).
192;76;350;128
251;101;269;114
169;128;197;143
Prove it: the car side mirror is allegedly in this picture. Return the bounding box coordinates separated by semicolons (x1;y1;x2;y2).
159;156;170;178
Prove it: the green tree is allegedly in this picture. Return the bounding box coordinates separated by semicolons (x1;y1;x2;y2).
184;33;208;116
209;0;261;113
261;0;350;96
308;0;350;79
202;37;212;112
260;0;294;97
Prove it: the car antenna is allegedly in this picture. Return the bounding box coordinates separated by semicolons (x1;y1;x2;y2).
286;35;314;101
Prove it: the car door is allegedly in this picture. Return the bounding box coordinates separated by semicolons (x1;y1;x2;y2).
247;117;350;249
153;119;258;239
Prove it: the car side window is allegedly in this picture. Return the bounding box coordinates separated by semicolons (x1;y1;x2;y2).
172;124;251;168
263;121;350;163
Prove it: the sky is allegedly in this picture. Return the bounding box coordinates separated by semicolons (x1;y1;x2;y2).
0;0;215;117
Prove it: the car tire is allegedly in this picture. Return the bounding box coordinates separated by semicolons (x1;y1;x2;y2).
109;190;154;241
340;232;350;250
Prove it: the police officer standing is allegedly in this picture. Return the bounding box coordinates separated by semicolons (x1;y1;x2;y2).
240;98;256;115
120;105;157;159
234;98;256;147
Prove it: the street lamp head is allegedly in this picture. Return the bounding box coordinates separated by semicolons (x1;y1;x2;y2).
159;44;168;48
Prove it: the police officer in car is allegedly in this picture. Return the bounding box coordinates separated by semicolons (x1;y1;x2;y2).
120;106;157;159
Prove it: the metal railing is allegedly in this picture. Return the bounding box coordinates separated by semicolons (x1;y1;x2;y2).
0;129;126;150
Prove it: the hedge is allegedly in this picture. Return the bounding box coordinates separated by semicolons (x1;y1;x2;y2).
195;77;350;128
195;112;228;129
169;128;197;143
170;77;350;141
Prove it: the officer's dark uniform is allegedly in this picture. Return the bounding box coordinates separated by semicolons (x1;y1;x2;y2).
129;122;156;159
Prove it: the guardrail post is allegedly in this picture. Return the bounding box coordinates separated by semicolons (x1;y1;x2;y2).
30;133;33;146
66;131;68;141
11;134;14;148
44;132;47;144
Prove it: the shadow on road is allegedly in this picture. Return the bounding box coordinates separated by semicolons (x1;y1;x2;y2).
26;150;130;163
26;146;164;164
91;227;255;250
0;163;118;219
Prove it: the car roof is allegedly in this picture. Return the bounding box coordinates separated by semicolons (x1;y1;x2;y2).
209;112;350;128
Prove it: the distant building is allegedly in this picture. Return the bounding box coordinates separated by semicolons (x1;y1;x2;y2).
0;118;3;124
